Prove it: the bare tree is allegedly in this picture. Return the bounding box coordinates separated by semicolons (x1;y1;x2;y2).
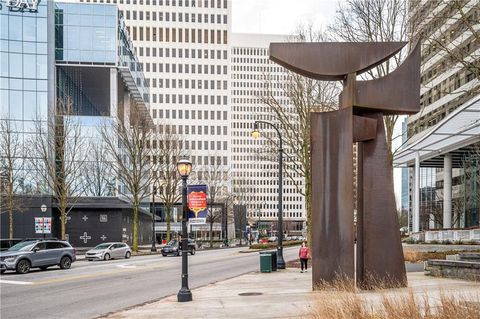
410;1;479;97
29;98;88;240
154;128;185;242
259;26;340;247
0;120;24;239
101;102;154;251
405;1;480;138
329;0;408;158
196;154;231;248
82;140;115;197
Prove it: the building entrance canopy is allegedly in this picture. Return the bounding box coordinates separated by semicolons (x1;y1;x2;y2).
394;96;480;168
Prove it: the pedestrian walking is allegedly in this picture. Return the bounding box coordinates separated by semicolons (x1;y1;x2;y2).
298;242;310;273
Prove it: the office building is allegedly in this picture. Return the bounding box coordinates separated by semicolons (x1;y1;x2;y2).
394;0;479;234
0;1;153;246
231;33;306;237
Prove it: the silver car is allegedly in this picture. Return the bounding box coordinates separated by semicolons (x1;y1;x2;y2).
0;240;76;274
85;242;132;261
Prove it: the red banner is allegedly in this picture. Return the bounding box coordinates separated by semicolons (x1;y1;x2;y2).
187;185;208;219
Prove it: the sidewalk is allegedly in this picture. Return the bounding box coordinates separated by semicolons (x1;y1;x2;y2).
100;268;480;319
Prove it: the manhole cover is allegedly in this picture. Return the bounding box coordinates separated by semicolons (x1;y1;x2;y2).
238;292;263;296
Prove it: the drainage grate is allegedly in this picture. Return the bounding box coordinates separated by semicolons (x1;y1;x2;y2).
238;292;263;296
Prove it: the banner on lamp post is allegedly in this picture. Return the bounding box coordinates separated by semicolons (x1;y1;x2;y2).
187;184;207;220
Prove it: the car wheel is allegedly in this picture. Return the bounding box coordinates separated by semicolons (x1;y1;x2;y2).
190;248;196;255
60;256;72;269
162;253;167;257
40;266;49;271
16;259;31;274
104;253;111;261
1;269;6;274
125;251;131;259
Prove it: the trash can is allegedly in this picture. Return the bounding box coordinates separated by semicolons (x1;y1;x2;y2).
259;251;278;273
270;251;277;272
260;252;272;272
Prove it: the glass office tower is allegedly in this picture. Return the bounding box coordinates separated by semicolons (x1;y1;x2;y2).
1;2;153;244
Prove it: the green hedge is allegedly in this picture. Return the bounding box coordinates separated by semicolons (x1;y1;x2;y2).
249;240;302;250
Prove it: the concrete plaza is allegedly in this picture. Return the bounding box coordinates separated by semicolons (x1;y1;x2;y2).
101;267;480;319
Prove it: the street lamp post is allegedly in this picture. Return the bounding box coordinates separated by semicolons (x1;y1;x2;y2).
252;121;285;269
177;158;193;302
151;185;157;252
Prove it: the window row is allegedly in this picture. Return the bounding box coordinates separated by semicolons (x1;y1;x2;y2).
153;108;227;120
128;26;228;44
123;10;228;25
142;62;229;75
92;0;229;9
137;47;228;60
151;94;228;106
190;155;227;166
157;124;228;136
150;78;227;91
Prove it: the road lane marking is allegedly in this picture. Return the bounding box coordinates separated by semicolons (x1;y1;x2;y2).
31;264;168;286
0;279;33;285
117;264;137;269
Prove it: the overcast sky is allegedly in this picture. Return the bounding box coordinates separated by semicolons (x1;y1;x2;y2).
232;0;406;210
232;0;340;35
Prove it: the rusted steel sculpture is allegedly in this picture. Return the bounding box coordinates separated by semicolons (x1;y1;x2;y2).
269;41;420;288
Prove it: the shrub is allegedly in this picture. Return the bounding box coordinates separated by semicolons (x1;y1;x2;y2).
249;240;302;250
311;290;480;319
403;237;418;244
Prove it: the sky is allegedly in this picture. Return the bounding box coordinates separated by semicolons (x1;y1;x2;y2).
231;0;340;35
232;0;406;210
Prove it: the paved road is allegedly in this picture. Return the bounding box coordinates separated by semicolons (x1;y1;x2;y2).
0;247;299;319
0;247;424;319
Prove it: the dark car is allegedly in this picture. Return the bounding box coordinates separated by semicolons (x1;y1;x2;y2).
0;239;76;274
161;239;196;257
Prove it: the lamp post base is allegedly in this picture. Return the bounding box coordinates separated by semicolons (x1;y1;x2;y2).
150;246;157;252
277;247;286;269
177;288;193;302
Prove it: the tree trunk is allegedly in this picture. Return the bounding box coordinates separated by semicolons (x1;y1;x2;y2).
209;223;213;248
9;206;13;240
133;197;139;252
305;173;312;249
59;198;67;240
166;206;171;242
384;117;395;164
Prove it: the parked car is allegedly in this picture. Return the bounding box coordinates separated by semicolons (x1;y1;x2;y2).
268;236;278;242
0;238;24;251
85;242;132;261
161;239;196;256
0;239;76;274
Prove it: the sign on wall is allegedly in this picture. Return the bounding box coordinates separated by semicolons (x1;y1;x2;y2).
187;185;207;220
0;0;40;12
34;217;51;234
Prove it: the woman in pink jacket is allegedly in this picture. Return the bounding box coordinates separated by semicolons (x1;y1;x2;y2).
298;242;310;273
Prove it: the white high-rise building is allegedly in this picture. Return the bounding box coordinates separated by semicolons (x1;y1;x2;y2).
231;33;306;237
74;1;306;238
78;0;232;239
111;0;231;171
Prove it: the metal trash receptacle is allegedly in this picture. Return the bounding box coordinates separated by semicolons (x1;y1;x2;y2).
260;252;272;272
270;251;277;271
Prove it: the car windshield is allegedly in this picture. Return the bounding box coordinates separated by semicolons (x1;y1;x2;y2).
8;241;37;251
167;240;178;246
93;244;111;250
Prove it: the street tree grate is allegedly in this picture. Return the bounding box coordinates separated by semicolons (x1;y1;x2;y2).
238;292;263;296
